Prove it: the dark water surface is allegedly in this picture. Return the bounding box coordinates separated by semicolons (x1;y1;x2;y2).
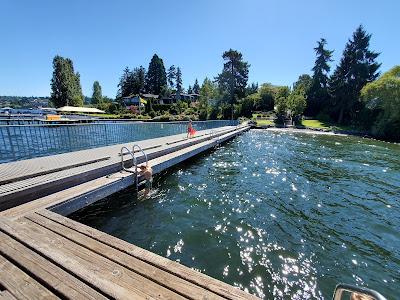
70;129;400;299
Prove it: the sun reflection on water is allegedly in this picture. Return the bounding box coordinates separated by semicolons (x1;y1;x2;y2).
71;130;400;299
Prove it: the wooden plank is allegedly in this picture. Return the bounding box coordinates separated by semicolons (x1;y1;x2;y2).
0;217;186;300
0;254;58;300
38;209;259;300
0;290;17;300
25;212;223;300
0;231;107;300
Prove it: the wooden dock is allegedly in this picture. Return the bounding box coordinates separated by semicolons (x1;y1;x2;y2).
0;124;259;299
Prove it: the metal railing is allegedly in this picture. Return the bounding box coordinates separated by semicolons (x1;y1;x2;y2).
0;120;238;163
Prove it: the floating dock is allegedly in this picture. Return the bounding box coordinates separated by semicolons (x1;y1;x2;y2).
0;124;259;299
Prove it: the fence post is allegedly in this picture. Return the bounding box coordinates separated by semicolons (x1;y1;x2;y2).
66;125;73;152
5;126;16;161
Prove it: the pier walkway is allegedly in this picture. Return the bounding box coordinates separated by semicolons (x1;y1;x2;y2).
0;125;242;211
0;124;258;299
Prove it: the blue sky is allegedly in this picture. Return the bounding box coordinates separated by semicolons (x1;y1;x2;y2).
0;0;399;97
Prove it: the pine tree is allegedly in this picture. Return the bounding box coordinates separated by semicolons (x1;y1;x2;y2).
145;54;167;95
50;55;83;107
330;25;380;124
117;67;131;99
187;85;193;94
193;79;200;94
116;66;146;99
307;38;333;116
216;49;250;119
92;81;103;105
167;65;176;89
176;67;183;99
132;66;146;94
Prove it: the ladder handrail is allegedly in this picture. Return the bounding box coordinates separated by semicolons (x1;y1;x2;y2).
120;146;136;173
132;144;148;168
132;144;148;195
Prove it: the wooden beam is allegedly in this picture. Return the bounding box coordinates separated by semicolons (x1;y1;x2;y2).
26;212;224;300
37;209;259;300
0;254;57;300
0;217;186;299
0;231;106;300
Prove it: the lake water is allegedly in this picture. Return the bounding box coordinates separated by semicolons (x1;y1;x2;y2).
70;129;400;299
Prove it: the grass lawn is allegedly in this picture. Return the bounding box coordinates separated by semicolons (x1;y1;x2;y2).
256;119;274;126
301;119;330;129
301;119;361;132
90;113;120;118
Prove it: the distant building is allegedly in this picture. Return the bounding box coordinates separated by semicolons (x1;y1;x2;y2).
159;93;200;104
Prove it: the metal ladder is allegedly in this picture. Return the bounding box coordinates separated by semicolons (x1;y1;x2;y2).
120;144;148;194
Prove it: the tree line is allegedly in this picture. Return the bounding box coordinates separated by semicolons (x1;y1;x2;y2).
48;24;399;140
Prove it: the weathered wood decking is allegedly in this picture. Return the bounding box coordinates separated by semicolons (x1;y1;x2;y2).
0;209;258;299
0;124;259;299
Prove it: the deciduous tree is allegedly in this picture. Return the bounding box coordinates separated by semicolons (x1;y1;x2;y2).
361;66;400;140
50;55;84;107
92;81;103;105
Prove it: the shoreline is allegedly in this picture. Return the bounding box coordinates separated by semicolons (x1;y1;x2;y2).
251;125;399;145
256;126;348;136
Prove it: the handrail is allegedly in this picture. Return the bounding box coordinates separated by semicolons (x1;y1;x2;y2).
332;283;387;300
120;145;148;194
132;144;148;194
120;146;136;173
132;144;148;168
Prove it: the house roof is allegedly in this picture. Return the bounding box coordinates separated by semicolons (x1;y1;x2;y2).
122;94;159;99
56;106;105;113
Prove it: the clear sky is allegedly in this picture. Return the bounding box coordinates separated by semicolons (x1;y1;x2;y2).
0;0;399;98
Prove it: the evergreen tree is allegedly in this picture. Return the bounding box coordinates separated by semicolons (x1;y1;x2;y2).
307;38;333;116
116;66;146;99
176;67;183;99
193;79;200;94
330;25;380;124
92;81;103;105
167;65;176;89
216;49;250;119
50;55;83;107
132;66;146;94
145;54;167;95
187;85;193;94
116;67;132;98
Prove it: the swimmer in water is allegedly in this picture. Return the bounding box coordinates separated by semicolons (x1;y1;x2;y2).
138;164;153;197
